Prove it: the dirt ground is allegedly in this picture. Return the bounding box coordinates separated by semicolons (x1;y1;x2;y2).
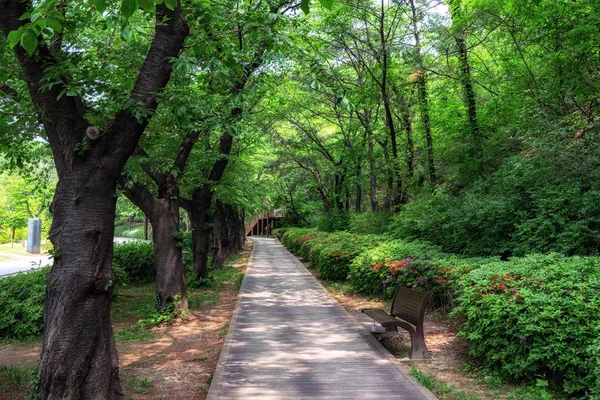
0;240;253;400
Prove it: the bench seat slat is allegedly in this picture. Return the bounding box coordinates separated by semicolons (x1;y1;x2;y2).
362;308;404;327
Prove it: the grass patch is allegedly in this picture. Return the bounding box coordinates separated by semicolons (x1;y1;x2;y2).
123;374;155;394
411;366;480;400
188;292;218;310
0;363;36;395
111;285;155;323
0;242;53;260
411;366;555;400
188;264;244;290
114;224;146;239
212;265;244;287
114;324;153;342
220;322;230;336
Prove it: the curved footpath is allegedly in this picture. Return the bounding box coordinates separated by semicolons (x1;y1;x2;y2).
207;237;436;400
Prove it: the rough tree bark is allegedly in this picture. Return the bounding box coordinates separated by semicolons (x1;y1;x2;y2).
0;1;188;398
397;101;415;180
120;132;201;312
356;108;378;212
212;201;245;269
182;130;234;280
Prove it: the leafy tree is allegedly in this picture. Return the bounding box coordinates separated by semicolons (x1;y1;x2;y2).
0;0;189;396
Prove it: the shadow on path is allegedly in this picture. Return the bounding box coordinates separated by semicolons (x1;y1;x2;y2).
207;237;437;400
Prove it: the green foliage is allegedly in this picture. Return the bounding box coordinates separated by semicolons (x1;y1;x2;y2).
410;366;480;400
391;134;600;258
453;254;600;397
313;210;350;232
0;267;48;340
112;241;155;286
349;211;393;235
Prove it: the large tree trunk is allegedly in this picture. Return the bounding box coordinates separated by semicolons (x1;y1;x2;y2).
182;186;214;281
419;77;436;186
212;202;245;269
123;179;188;312
402;104;415;179
151;199;187;311
378;0;403;207
40;176;122;399
365;120;378;212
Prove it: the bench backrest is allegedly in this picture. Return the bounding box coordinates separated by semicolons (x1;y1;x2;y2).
390;286;430;326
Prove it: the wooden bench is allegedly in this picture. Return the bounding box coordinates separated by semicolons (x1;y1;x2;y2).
362;286;431;360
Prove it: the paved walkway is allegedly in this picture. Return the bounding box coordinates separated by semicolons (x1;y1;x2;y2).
208;237;436;400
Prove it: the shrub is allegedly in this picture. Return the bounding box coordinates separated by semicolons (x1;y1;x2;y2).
348;239;496;310
312;210;350;232
281;228;385;280
349;211;393;235
313;232;384;280
280;228;322;255
271;228;287;240
112;241;155;285
453;254;600;396
0;267;49;340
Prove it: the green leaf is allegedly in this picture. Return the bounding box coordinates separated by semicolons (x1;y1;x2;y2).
164;0;177;10
20;29;38;56
46;18;62;32
7;28;23;49
300;0;310;14
94;0;107;13
138;0;155;12
121;0;138;19
122;24;133;42
319;0;333;9
18;12;31;21
34;18;47;30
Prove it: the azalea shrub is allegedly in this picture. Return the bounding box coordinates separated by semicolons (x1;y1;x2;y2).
280;228;323;256
348;240;489;310
312;232;384;280
453;254;600;397
281;228;384;280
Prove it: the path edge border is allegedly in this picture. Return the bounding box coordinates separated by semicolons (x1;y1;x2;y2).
206;238;256;400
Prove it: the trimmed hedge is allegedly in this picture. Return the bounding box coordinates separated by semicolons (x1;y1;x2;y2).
281;228;384;280
112;240;155;285
279;227;600;397
0;267;49;340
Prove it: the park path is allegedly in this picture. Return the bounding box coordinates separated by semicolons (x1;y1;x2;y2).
207;237;436;400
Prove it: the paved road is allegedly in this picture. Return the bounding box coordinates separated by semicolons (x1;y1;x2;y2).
208;237;436;400
0;237;142;278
